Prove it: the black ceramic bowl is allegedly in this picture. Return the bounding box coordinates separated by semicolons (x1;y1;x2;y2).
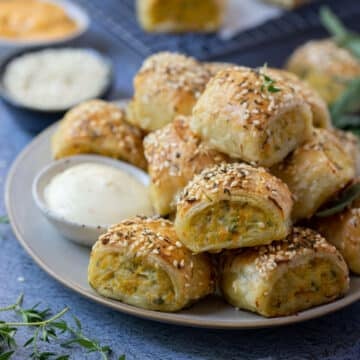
0;47;113;133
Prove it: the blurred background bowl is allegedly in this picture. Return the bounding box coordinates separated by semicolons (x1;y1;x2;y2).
0;47;113;133
0;0;90;48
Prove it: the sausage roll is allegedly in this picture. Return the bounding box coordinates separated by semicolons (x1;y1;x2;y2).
190;66;313;167
127;52;213;132
52;100;147;170
265;68;332;129
286;39;360;106
220;227;349;317
174;163;293;253
203;62;236;77
332;129;360;176
136;0;227;33
144;116;229;216
314;198;360;274
271;129;355;221
88;216;214;312
262;0;312;9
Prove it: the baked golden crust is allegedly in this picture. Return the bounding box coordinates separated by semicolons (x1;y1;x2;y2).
127;52;213;132
271;129;355;221
286;39;360;106
203;62;236;77
190;66;313;167
265;68;332;129
144;116;229;215
136;0;227;33
220;227;349;317
313;198;360;274
174;163;293;253
52;100;147;170
88;216;214;312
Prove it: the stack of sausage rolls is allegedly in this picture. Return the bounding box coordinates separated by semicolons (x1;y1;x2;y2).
75;51;360;317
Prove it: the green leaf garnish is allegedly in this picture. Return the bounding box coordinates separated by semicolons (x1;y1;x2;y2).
316;182;360;217
267;84;281;93
0;351;14;360
259;64;281;93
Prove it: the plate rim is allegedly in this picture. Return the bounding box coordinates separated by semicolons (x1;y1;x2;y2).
5;121;360;329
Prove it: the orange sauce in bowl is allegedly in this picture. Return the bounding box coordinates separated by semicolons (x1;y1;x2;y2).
0;0;78;41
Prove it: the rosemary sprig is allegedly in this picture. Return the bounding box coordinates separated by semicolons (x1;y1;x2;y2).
316;182;360;218
330;78;360;129
0;295;125;360
320;7;360;59
320;8;360;133
0;216;9;225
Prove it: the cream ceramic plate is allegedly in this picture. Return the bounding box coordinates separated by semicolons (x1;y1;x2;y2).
6;122;360;329
0;0;89;47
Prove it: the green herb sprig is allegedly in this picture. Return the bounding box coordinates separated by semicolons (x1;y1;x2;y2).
0;295;125;360
320;7;360;132
330;78;360;129
320;7;360;59
316;182;360;218
0;216;9;225
259;64;281;93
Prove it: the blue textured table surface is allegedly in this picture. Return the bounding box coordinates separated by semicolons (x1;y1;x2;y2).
1;10;360;360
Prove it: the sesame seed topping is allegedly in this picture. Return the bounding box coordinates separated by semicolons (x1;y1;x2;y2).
177;163;292;213
97;216;200;273
223;227;340;278
59;99;147;169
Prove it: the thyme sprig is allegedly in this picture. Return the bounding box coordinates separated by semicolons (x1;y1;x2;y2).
259;64;281;93
0;295;125;360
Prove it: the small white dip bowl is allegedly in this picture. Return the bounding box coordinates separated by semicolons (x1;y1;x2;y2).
32;154;150;247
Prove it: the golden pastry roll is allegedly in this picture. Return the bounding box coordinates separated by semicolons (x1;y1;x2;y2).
52;100;147;170
88;216;214;312
190;66;313;167
272;129;355;221
265;68;332;129
203;61;236;77
286;39;360;106
314;198;360;274
332;129;360;176
220;227;349;317
262;0;312;9
136;0;227;33
127;52;213;132
144;115;229;216
174;163;293;253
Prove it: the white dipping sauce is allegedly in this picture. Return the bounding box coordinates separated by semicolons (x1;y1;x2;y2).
44;163;153;226
4;49;110;110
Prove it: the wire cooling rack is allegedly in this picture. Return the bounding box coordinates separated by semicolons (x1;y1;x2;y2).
77;0;360;60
